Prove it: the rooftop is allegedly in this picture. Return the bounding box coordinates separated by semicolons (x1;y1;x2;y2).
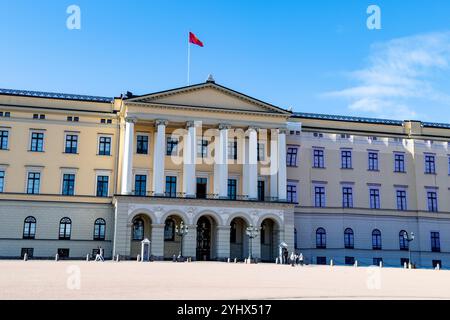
0;88;113;103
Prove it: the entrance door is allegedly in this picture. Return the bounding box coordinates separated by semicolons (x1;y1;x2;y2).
196;178;207;199
196;216;211;260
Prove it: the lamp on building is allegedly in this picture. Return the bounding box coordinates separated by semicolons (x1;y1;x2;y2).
175;221;189;261
403;231;415;269
245;225;260;264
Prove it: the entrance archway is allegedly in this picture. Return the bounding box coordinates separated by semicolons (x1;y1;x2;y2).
163;215;184;259
260;218;277;262
230;217;249;261
196;216;217;261
130;214;152;258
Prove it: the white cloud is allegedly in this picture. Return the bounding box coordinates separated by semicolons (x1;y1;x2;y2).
324;31;450;120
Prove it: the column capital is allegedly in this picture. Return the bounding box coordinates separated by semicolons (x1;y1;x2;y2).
125;117;137;124
186;121;195;128
155;119;168;127
247;125;260;132
278;128;288;135
218;123;232;130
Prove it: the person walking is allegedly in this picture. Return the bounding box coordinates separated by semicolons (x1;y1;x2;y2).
299;252;304;266
290;251;295;267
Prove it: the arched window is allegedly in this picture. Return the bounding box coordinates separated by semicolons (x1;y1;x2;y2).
399;230;408;250
372;229;382;250
344;228;354;249
316;228;326;249
59;217;72;240
93;218;106;241
23;216;36;239
294;228;298;249
164;218;175;241
132;218;144;241
230;221;237;244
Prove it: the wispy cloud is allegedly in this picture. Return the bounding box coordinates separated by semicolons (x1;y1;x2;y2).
324;31;450;120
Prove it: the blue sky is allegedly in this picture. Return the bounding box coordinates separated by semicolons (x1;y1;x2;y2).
1;0;450;122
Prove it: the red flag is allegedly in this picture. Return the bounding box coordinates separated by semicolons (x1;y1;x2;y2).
189;32;204;47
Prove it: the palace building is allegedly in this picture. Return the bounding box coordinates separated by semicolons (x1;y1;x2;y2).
0;77;449;268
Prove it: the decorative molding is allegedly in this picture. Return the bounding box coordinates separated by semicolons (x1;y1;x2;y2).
155;119;168;127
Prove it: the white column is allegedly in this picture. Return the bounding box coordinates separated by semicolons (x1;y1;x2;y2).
242;136;249;197
248;126;258;200
183;121;196;197
278;128;287;201
153;120;167;196
121;117;135;195
270;129;279;199
214;124;230;198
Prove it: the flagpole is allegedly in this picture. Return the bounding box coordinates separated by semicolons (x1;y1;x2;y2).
187;36;191;85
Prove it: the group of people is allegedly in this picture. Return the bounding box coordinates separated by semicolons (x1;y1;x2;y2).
281;248;304;266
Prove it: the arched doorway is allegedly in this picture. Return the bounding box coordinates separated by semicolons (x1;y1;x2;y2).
163;215;184;259
230;217;249;261
260;218;277;262
196;216;216;261
130;214;152;258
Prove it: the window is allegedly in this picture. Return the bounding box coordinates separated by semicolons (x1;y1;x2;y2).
287;184;297;203
394;154;405;172
59;217;72;240
257;143;265;161
427;191;438;212
369;188;380;209
344;228;354;249
196;177;207;199
165;176;177;197
313;132;323;138
227;140;237;160
135;175;147;196
98;136;111;155
164;219;175;241
372;229;382;250
431;232;440;252
228;179;237;200
197;139;208;158
316;228;326;249
23;216;36;239
96;176;109;197
340;133;351;140
313;149;324;168
27;172;40;194
399;230;408;251
57;248;70;259
33;114;45;120
132;218;144;240
257;180;265;201
425;155;436;174
342;187;353;208
0;171;4;193
65;134;78;154
166;137;179;156
136;135;149;154
93;218;106;241
345;257;355;266
286;147;298;167
0;130;8;150
314;186;326;207
368;152;379;171
373;258;383;266
316;257;327;265
396;190;407;211
62;174;75;196
341;150;352;169
30;132;44;152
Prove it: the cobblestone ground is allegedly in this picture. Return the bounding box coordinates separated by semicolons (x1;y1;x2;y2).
1;261;449;299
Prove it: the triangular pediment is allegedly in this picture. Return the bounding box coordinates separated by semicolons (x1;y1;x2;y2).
126;82;291;115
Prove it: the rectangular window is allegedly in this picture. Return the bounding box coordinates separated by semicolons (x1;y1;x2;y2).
257;180;265;201
136;135;149;154
98;136;111;156
197;139;208;158
135;175;147;196
65;134;78;154
30;132;44;152
228;140;238;160
427;191;438;212
196;177;207;199
314;186;326;207
425;155;436;174
286;147;298;167
166;137;179;156
431;232;440;252
287;184;297;203
369;188;380;209
342;187;353;208
0;130;8;150
396;190;407;211
27;172;40;194
257;143;265;161
316;257;327;265
394;154;405;172
368;152;379;171
0;171;4;192
165;176;177;197
373;258;383;266
96;176;109;197
341;150;352;169
345;256;355;266
313;149;324;168
62;174;75;196
227;179;237;200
